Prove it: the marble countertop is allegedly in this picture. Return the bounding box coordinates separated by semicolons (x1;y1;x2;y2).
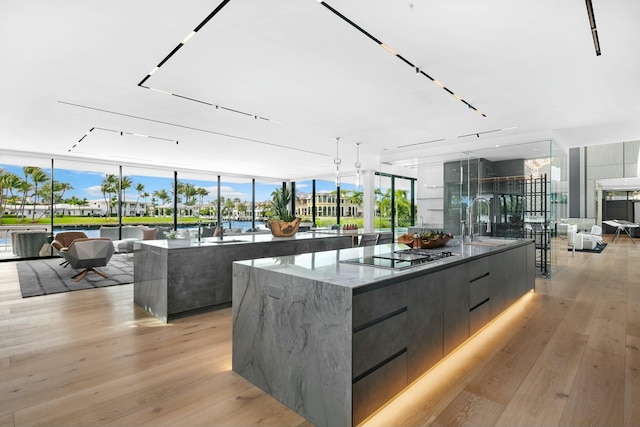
235;237;534;290
137;230;350;249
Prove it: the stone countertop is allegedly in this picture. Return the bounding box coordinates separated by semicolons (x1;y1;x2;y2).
234;237;534;290
137;230;346;249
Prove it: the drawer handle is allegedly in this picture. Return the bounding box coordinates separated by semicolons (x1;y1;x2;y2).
470;272;490;283
352;348;407;384
354;307;406;333
470;297;490;312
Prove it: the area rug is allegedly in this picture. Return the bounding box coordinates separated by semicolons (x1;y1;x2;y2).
17;254;133;298
569;242;608;253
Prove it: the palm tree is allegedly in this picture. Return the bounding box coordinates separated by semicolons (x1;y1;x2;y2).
134;183;145;217
376;188;391;218
196;187;209;215
30;168;49;221
348;190;363;206
37;181;73;219
224;198;235;220
141;191;150;216
17;178;32;222
182;183;197;207
393;189;411;226
237;202;248;219
153;189;171;216
101;174;118;216
119;176;133;216
0;171;21;220
76;197;89;216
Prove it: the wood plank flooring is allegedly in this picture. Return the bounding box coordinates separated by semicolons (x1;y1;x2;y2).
1;237;639;426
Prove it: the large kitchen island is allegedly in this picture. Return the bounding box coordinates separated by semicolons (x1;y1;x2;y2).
232;237;535;427
134;232;353;322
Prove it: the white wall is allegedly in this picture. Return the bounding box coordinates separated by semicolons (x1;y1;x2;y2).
416;163;444;229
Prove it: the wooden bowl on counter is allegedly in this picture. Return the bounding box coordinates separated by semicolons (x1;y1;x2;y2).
398;233;453;249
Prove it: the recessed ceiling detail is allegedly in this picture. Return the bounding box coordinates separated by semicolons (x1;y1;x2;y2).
68;127;179;153
137;0;281;124
384;127;517;150
58;101;330;158
316;0;486;117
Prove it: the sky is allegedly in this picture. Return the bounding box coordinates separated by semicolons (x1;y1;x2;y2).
1;163;355;204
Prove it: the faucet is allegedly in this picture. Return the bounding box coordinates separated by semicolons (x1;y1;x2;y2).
460;219;467;241
470;196;491;241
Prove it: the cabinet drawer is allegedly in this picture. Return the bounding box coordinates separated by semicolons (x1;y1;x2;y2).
470;299;491;335
469;257;490;281
470;274;490;309
352;351;407;426
353;311;407;378
353;283;407;329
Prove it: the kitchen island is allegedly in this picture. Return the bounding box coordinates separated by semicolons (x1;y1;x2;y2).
134;232;353;322
232;237;535;427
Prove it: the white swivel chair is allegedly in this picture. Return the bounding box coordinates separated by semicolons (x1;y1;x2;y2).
567;224;577;256
589;225;603;243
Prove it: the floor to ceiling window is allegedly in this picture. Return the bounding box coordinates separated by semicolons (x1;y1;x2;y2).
375;172;416;236
0;154;53;259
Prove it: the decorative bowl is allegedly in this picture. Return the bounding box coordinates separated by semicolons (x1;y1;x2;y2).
398;233;453;249
268;218;301;237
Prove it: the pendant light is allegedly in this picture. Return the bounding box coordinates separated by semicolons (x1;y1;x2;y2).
355;142;362;188
334;137;341;186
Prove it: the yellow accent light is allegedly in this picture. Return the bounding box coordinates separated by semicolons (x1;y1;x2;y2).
362;290;536;426
380;43;397;56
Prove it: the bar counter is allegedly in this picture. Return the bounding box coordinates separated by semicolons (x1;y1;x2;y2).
133;232;353;322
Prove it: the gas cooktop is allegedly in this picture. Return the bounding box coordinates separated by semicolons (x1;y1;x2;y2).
341;249;456;270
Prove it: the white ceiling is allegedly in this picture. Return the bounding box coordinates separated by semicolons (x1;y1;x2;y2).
1;0;639;182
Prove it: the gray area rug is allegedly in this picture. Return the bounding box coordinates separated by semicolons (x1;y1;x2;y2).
17;254;133;298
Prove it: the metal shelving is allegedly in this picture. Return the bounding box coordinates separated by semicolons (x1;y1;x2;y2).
524;174;550;278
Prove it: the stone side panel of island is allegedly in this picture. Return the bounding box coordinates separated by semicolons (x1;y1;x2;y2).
232;263;353;427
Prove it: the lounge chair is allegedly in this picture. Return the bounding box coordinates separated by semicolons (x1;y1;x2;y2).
61;238;115;281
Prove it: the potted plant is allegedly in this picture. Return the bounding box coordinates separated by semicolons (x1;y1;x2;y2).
164;229;191;247
268;187;301;237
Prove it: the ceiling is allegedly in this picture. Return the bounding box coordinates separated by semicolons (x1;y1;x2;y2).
1;0;639;182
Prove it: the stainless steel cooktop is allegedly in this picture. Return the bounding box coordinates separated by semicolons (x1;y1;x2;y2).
341;249;456;270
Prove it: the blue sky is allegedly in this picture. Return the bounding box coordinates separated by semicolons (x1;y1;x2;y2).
1;164;351;203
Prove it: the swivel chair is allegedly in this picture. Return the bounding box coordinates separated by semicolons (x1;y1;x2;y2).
51;231;88;266
588;225;603;243
62;238;114;282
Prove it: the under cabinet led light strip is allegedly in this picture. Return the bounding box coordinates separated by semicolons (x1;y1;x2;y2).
137;0;281;124
315;0;486;117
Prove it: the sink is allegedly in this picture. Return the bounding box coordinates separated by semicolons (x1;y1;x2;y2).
206;239;245;244
464;238;517;247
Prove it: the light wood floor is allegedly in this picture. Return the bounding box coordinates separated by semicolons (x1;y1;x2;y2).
1;237;638;427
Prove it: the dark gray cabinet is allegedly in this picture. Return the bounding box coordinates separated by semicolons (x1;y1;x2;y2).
443;263;470;355
352;283;408;426
469;257;491;335
407;273;444;382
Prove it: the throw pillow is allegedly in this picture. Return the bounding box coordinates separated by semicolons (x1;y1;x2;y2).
142;228;158;240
